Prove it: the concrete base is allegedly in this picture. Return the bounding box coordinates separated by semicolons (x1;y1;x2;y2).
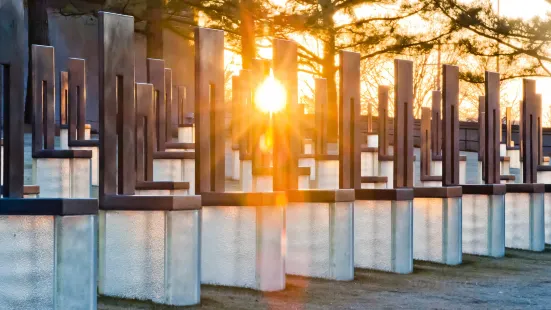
232;150;240;181
178;126;194;143
202;205;285;291
413;197;462;265
354;200;413;273
71;146;99;186
60;128;69;150
0;215;96;309
99;210;200;306
462;194;505;257
505;192;545;251
32;158;91;198
240;160;252;192
299;157;316;181
286;201;354;280
379;161;394;189
316;160;339;189
153;159;195;195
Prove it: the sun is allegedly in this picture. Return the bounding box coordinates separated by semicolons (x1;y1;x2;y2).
255;70;287;114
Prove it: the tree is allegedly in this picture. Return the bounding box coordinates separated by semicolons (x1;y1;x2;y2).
424;0;551;80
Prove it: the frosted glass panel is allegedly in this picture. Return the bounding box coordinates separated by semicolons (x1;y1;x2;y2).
413;197;461;265
240;160;252;192
253;176;272;192
379;161;393;189
232;150;240;181
202;206;257;288
55;215;97;309
0;216;54;309
202;205;285;291
153;159;183;182
298;157;315;180
99;211;165;302
505;192;545;251
183;159;195;195
354;200;413;273
178;127;194;143
546;193;551;244
165;210;201;306
71;146;99;186
462;194;505;257
286;202;331;278
316;160;339;189
33;158;91;198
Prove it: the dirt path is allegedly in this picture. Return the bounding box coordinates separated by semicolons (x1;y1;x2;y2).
99;247;551;309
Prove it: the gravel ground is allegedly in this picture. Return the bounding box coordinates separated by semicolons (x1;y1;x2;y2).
99;247;551;309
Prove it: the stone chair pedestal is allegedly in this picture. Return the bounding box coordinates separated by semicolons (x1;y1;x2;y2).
99;195;201;306
286;189;354;280
413;187;463;265
201;192;286;291
354;188;414;274
462;184;506;257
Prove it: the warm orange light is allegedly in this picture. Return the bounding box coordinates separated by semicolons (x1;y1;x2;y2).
255;70;286;114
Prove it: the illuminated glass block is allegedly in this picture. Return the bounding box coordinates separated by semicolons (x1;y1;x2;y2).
286;202;353;280
316;160;339;189
354;200;413;273
0;215;96;309
413;197;462;265
240;160;252;192
32;158;91;198
99;210;200;305
462;194;505;257
71;145;99;186
505;192;544;251
202;205;285;291
153;159;183;182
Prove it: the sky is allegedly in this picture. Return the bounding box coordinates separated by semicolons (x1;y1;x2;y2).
492;0;551;122
227;0;551;121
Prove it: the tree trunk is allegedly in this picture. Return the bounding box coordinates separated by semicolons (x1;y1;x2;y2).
319;0;337;142
240;0;255;70
146;0;164;58
25;0;50;124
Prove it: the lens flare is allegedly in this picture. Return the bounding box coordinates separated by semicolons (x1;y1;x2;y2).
255;70;286;114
